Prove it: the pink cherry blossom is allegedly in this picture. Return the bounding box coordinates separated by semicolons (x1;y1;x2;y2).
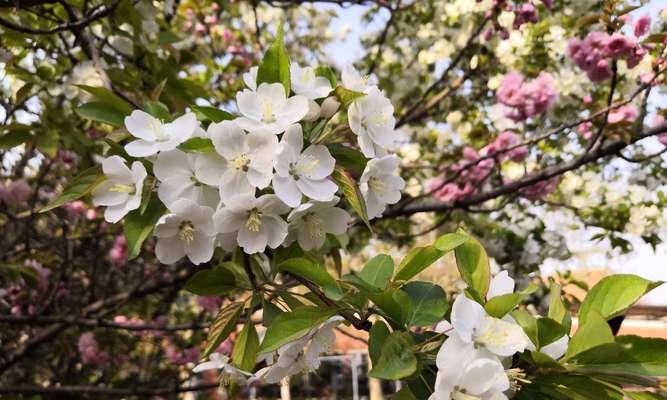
519;176;559;200
496;71;557;121
607;105;638;124
633;15;651;38
109;235;128;265
78;332;110;365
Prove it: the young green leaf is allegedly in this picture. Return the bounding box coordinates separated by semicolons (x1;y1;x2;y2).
123;196;166;260
190;105;235;122
359;254;394;290
315;65;337;87
178;137;215;153
578;274;662;325
231;320;260;372
334;85;365;108
548;282;571;333
203;302;244;357
258;306;335;353
76;85;133;115
184;267;236;296
484;293;523;318
454;230;491;299
40;165;103;212
278;257;344;300
565;311;614;359
394;246;444;282
75;102;125;127
256;22;291;95
332;165;371;230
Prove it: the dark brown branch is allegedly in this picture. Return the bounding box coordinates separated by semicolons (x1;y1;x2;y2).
286;273;371;331
0;383;220;396
0;314;209;331
0;0;119;35
383;123;667;218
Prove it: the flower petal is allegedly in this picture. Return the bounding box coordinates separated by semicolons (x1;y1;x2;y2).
272;175;302;207
155;235;186;264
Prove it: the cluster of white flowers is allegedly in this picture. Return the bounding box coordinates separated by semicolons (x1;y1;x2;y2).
431;271;569;400
91;63;405;264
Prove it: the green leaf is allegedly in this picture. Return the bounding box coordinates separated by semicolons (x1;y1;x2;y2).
231;320;260;372
123;196;166;260
485;293;523;318
144;101;171;121
315;65;337;87
75;102;125;127
570;335;667;378
334;85;365;108
433;232;469;252
279;258;344;301
454;230;490;300
76;85;132;114
332;165;370;230
190;105;235;122
579;274;662;325
0;129;31;149
184;267;236;296
392;387;417;400
40;166;103;212
359;254;394;290
401;281;448;327
256;22;290;95
369;332;417;380
259;306;335;353
625;391;667;400
548;283;572;333
203;302;244;357
395;246;444;282
565;311;614;359
511;309;539;347
368;320;391;365
518;374;624;400
327;144;367;176
537;318;567;349
178;137;215;153
369;289;412;327
262;300;284;327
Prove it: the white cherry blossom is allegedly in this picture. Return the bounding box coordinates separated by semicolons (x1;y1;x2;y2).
272;124;337;207
253;317;342;384
213;193;289;254
92;156;147;223
154;199;216;265
153;149;225;209
208;120;278;202
486;270;515;300
450;294;530;358
540;334;569;360
290;63;333;100
193;352;251;376
431;335;510;400
286;198;351;250
236;83;309;135
243;66;258;90
341;64;377;93
359;155;405;219
348;86;399;158
124;110;197;157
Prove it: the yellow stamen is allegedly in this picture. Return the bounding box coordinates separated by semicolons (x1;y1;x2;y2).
246;209;263;232
109;183;136;194
232;154;250;171
261;101;275;123
304;213;324;239
179;221;195;244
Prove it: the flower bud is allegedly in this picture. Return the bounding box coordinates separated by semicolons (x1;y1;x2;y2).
319;96;340;119
303;99;321;121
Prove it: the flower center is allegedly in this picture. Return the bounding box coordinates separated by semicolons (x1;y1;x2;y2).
149;119;169;142
369;176;387;195
109;183;136;194
452;390;479;400
261;100;276;123
246;208;263;232
303;212;324;238
178;221;195;244
290;156;320;175
231;153;250;171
